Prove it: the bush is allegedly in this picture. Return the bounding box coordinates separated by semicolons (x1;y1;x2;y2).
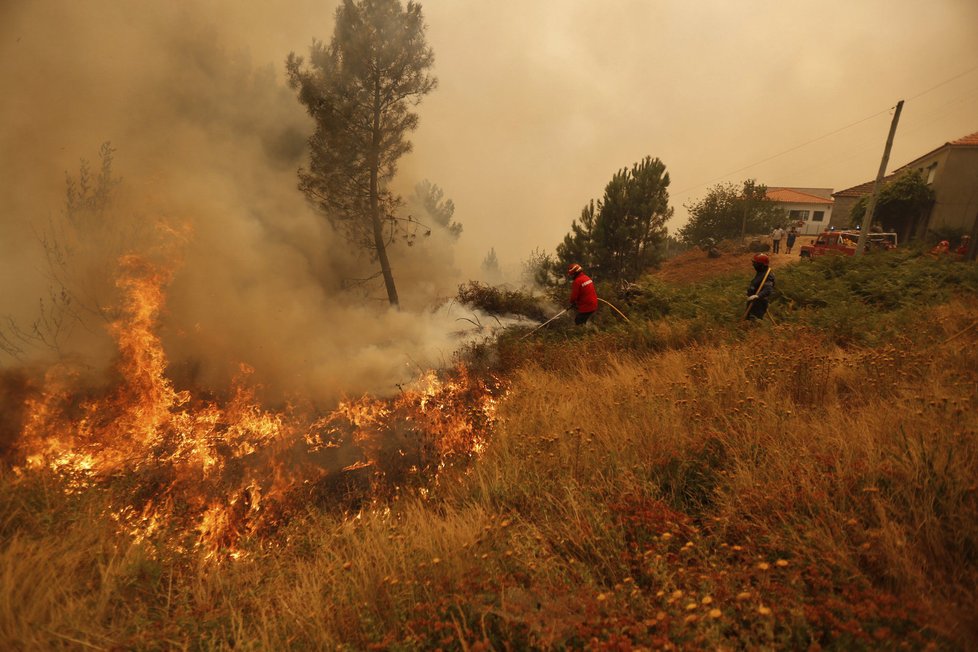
456;281;551;322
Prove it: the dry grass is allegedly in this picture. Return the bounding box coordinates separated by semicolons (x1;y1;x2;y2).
2;300;977;649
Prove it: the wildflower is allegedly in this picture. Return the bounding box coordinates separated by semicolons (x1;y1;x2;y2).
756;561;770;571
432;557;442;565
661;532;673;541
685;602;697;611
708;609;722;619
342;561;353;571
736;592;751;601
758;605;772;616
597;592;609;602
775;559;788;567
684;614;698;624
701;596;713;605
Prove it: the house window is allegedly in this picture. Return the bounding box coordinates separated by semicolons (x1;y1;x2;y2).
812;211;825;222
925;162;937;184
789;209;810;221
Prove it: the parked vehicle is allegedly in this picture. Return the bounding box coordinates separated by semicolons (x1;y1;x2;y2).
799;230;898;258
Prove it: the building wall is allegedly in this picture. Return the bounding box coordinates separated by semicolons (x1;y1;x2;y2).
829;196;859;229
926;147;978;235
780;202;833;235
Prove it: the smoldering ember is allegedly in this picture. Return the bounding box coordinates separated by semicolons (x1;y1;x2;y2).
2;1;978;649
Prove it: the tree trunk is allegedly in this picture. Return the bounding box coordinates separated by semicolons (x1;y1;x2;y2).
370;80;399;307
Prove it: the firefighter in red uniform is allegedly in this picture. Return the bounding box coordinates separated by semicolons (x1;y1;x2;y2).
567;263;598;325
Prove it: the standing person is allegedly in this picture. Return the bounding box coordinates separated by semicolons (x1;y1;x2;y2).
770;226;785;254
785;227;798;255
567;263;598;325
745;253;775;320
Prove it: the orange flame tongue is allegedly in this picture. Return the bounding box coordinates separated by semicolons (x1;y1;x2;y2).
14;254;504;559
110;255;178;447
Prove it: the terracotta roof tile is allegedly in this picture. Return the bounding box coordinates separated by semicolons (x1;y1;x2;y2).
950;131;978;146
833;175;897;198
837;129;977;196
897;129;978;170
766;188;834;204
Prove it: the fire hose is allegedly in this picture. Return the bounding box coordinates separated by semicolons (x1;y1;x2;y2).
519;298;632;341
599;298;630;323
519;308;569;340
743;265;773;320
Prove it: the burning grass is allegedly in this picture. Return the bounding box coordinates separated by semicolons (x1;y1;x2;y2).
2;256;502;562
2;253;978;649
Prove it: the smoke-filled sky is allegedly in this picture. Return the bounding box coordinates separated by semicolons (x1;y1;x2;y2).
2;0;977;400
408;0;978;266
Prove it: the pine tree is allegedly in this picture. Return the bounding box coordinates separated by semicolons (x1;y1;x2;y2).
286;0;437;307
481;247;500;280
409;180;461;239
555;157;672;283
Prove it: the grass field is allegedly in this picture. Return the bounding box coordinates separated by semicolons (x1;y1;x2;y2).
2;250;977;650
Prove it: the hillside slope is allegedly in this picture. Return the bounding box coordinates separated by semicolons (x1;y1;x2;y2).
654;245;797;286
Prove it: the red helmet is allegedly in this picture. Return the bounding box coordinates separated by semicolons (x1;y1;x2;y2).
940;240;950;247
567;263;583;275
751;253;770;266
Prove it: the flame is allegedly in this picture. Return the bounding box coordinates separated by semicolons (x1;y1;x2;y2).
9;255;501;559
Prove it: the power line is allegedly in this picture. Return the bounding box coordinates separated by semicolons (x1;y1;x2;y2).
907;64;978;101
672;108;892;197
670;64;978;199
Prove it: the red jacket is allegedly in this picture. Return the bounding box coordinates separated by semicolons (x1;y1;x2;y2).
570;273;598;313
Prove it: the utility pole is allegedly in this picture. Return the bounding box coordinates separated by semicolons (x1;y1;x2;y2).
856;100;903;256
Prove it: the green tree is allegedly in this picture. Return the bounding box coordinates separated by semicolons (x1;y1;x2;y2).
286;0;437;307
850;170;935;243
678;179;785;246
408;179;461;239
555;156;672;283
555;199;598;273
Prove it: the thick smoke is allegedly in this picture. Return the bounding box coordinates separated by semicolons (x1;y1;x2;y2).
0;1;485;405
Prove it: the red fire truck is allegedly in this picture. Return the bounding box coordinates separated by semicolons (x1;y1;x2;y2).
799;230;898;259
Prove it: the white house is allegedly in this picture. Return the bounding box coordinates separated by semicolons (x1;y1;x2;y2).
765;187;834;235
